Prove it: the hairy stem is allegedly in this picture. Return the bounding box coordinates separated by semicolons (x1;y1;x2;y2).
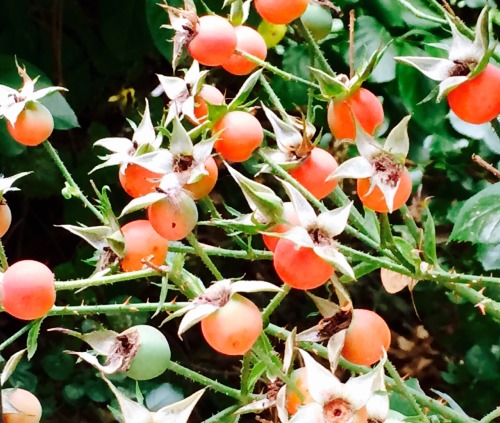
186;232;224;280
0;322;35;352
0;239;8;271
44;142;105;223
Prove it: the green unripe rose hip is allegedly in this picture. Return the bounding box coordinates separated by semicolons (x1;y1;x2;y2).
300;4;333;41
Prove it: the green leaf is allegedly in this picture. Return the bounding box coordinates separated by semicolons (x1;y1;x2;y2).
0;55;79;129
229;70;263;110
465;344;500;381
364;207;381;244
450;182;500;244
27;318;44;360
350;16;397;83
477;243;500;271
421;206;438;265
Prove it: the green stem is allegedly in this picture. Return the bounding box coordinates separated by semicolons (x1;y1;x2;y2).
240;352;252;398
0;322;35;352
295;19;335;76
480;407;500;423
266;324;476;423
205;405;240;423
259;73;289;120
54;269;160;291
44;142;105;223
384;360;431;423
237;50;319;89
186;232;224;280
0;239;8;271
166;360;250;400
394;0;446;24
339;245;411;275
262;284;291;325
169;242;273;260
438;280;500;321
47;302;188;316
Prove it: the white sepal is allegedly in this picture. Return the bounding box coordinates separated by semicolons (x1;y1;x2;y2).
384;115;411;157
171;116;194;156
279;179;316;229
58;225;113;250
177;304;219;337
236;398;273;415
120;192;167;217
313;246;354;280
288;402;323;423
152;389;205;423
48;328;118;355
68;351;124;374
316;203;352;239
279;226;316;249
262;104;302;153
276;385;290;423
327;330;346;373
282;328;297;374
437;75;469;101
231;280;282;294
0;171;32;196
133;99;156;146
102;376;154;423
327;156;373;181
299;349;343;405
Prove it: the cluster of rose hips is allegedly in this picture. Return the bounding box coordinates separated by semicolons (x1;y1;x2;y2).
1;1;499;421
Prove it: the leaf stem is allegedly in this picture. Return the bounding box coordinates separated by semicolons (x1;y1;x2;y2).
262;284;291;325
43;142;105;223
259;73;289;120
47;301;188;316
169;241;272;260
186;232;224;280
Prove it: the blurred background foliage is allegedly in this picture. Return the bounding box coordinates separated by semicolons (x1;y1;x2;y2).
0;0;499;421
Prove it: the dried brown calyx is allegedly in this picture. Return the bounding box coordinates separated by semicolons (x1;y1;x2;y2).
104;329;140;372
318;309;352;339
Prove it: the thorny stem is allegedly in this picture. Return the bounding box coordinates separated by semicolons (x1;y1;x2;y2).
259;73;289;121
0;322;35;352
394;0;446;24
44;142;105;224
0;239;8;271
169;241;273;260
166;360;254;400
266;324;479;423
262;284;291;325
479;407;500;423
47;302;189;316
240;352;252;398
186;232;224;280
384;360;431;423
237;50;320;89
54;269;160;291
295;19;335;76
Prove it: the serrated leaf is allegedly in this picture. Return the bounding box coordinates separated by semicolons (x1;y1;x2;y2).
27;319;44;360
228;70;263;110
1;349;26;386
450;182;500;244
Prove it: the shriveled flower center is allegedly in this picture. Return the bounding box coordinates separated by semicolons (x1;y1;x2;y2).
195;284;231;307
266;379;285;401
372;154;403;188
318;309;353;340
367;419;383;423
308;227;335;247
323;398;356;423
174;154;195;173
449;59;477;77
